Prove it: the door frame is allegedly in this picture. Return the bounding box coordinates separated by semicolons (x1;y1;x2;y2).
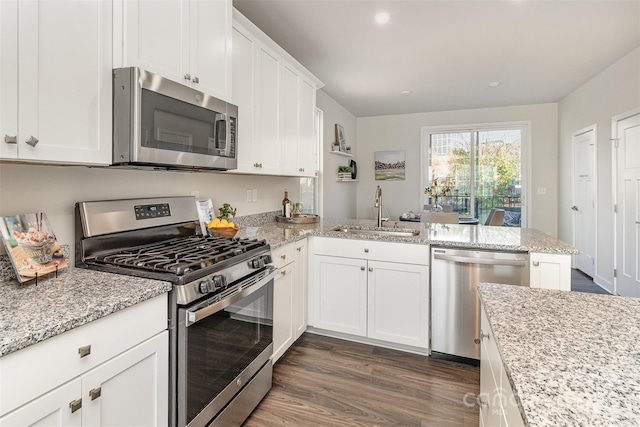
571;124;597;274
612;107;640;295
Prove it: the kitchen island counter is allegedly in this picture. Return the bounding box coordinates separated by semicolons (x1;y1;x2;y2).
0;268;171;357
234;213;578;254
478;282;640;426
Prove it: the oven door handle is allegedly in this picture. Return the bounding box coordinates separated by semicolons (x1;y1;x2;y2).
185;266;277;326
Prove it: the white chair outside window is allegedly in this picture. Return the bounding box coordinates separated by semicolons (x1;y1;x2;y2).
484;208;505;226
422;212;459;224
423;204;453;212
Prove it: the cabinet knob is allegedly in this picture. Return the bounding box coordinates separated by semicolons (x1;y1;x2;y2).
89;387;101;401
532;261;540;266
364;248;369;253
78;345;91;358
360;266;365;271
254;163;263;168
184;73;191;80
281;270;286;276
192;76;199;84
25;136;39;147
474;329;490;344
368;267;373;272
298;168;304;172
4;135;17;144
297;247;302;252
69;398;82;413
571;205;579;211
281;254;286;260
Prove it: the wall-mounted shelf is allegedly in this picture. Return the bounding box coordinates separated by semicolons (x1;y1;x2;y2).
329;150;353;157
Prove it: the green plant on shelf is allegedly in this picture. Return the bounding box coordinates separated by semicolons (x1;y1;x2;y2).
338;166;353;173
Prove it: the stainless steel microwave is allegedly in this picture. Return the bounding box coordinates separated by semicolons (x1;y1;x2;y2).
112;67;237;171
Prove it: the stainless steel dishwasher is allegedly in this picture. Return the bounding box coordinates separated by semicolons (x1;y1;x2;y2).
430;247;530;360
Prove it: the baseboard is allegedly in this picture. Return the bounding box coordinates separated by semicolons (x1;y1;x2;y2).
594;275;613;294
305;327;430;356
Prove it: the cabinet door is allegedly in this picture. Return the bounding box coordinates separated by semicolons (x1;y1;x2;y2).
298;78;317;177
121;0;189;85
311;255;367;337
16;0;111;164
190;0;231;100
273;263;295;363
231;23;256;173
367;261;429;348
0;0;18;159
0;379;82;427
530;253;571;291
294;239;308;339
81;332;169;427
280;61;300;176
253;42;281;174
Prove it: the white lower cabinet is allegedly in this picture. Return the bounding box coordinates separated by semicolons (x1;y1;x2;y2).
0;295;168;426
529;252;571;291
272;239;308;363
309;237;430;350
479;305;525;427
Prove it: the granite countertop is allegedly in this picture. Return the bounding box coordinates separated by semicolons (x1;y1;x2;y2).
0;268;171;357
235;213;578;254
478;283;640;426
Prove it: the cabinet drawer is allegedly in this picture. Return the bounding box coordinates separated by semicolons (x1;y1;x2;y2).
0;294;167;416
272;243;295;269
312;237;428;265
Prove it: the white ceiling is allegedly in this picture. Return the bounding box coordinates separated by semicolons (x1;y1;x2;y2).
233;0;640;117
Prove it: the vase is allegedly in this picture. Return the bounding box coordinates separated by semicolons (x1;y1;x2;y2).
431;202;443;212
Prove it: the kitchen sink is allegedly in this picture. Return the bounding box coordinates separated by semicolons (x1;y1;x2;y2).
331;226;420;237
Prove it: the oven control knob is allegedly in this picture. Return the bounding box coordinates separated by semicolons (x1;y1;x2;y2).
250;258;265;269
262;254;273;265
199;279;213;294
212;275;227;290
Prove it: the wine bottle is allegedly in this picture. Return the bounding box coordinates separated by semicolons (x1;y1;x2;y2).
282;189;291;218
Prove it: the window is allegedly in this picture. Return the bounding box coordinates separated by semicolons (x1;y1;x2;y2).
421;122;529;226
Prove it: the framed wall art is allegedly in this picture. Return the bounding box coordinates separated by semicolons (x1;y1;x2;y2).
375;150;405;180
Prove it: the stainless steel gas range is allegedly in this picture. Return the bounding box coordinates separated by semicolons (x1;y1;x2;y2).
75;196;276;427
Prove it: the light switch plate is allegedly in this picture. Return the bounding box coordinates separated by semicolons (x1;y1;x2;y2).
252;189;258;202
537;187;546;195
246;189;252;202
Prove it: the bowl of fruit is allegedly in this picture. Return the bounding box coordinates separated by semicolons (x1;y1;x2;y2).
207;203;238;238
207;217;238;237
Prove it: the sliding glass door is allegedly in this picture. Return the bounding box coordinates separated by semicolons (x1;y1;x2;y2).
423;124;525;226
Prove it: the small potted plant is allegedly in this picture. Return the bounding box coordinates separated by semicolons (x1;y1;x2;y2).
338;166;353;180
208;203;238;237
346;146;351;153
332;142;340;151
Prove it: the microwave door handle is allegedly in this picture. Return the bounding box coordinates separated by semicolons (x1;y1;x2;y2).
215;113;227;153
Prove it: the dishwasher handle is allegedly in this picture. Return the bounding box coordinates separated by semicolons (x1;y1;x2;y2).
433;253;528;267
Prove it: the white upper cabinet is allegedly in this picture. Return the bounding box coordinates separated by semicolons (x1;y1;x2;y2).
117;0;232;101
230;9;323;177
0;0;112;165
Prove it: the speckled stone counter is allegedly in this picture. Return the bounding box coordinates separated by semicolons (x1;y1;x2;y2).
234;213;577;254
478;283;640;426
0;268;171;357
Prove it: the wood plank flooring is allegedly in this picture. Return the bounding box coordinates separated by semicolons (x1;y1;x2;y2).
244;334;479;427
571;268;610;294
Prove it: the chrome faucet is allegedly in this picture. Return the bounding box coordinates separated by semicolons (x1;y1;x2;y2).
374;185;383;227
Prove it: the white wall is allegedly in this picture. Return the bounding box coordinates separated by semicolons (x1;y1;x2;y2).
356;104;559;235
0;163;300;258
316;90;358;219
558;47;640;292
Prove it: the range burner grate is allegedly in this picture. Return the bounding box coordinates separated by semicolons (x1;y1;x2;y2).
96;235;266;276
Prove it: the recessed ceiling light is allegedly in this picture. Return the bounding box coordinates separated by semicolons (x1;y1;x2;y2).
400;90;412;96
489;81;501;88
375;12;390;24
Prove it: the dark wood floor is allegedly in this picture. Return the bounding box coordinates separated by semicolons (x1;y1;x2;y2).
571;268;610;294
244;334;480;427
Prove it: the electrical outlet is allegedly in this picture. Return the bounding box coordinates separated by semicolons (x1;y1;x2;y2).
246;189;252;202
537;187;546;195
190;190;199;198
252;189;258;202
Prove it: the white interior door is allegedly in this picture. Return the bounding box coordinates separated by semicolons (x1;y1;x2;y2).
572;127;596;277
615;111;640;297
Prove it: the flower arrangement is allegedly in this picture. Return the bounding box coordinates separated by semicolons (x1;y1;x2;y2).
425;178;453;207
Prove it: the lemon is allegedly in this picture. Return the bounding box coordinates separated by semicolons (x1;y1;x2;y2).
219;218;229;227
208;217;221;228
228;221;236;229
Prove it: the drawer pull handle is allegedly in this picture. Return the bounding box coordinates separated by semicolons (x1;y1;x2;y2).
89;387;101;401
532;261;540;266
4;135;17;144
69;398;82;413
281;255;286;260
364;248;369;253
78;345;91;358
25;135;39;147
361;266;365;271
297;247;302;252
